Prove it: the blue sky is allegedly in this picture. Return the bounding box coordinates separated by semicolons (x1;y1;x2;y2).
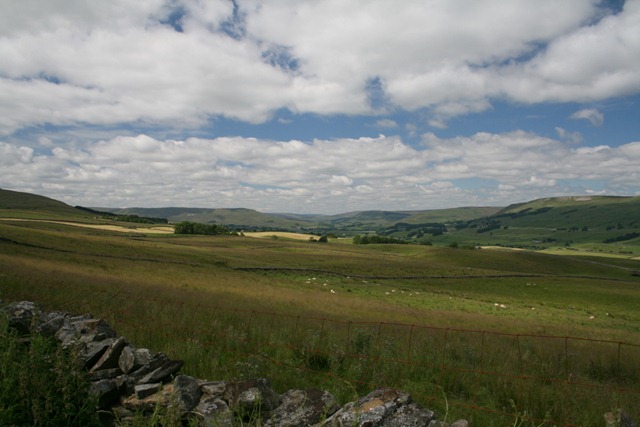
1;0;639;213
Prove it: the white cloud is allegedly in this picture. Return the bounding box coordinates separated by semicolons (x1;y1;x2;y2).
569;108;605;126
0;1;637;132
2;131;639;213
555;127;583;144
374;119;398;128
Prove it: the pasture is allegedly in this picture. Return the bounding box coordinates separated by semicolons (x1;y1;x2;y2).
1;217;639;426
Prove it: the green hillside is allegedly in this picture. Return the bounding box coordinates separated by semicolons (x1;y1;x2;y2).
401;206;501;224
426;195;640;253
0;188;88;219
106;207;305;229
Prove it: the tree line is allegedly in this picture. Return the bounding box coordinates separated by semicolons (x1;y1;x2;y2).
173;221;234;235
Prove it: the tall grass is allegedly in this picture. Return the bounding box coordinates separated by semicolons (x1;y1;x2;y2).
0;314;100;426
1;221;639;425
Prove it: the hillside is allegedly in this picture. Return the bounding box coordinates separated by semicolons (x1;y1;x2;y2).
424;195;640;251
0;188;88;219
104;206;502;232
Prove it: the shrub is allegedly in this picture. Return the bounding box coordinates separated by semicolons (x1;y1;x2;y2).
0;314;100;427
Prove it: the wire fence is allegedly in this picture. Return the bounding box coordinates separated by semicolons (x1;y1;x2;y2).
83;293;640;427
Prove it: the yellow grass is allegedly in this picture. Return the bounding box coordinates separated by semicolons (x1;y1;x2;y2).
0;218;174;234
244;231;319;240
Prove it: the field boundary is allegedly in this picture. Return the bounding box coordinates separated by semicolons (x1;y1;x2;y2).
232;266;637;282
59;292;639;427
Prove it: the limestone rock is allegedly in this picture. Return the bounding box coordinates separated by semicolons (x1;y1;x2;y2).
135;383;162;399
36;311;68;336
605;409;638;427
123;384;174;413
119;346;152;374
173;375;202;413
55;316;116;348
265;388;340;427
4;301;39;335
194;396;233;427
89;378;120;409
78;338;114;370
319;388;435;427
90;336;128;372
201;380;227;398
224;378;281;420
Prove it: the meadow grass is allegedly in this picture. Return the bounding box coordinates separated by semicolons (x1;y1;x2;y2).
0;313;101;427
1;219;639;426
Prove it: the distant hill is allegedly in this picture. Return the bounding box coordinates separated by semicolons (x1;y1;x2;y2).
3;189;638;249
419;195;640;249
102;207;299;229
103;206;502;231
0;188;87;218
492;196;640;229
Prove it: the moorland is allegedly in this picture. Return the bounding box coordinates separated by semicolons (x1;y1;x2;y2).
1;188;639;426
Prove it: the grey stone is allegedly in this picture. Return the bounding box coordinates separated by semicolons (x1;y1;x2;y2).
89;379;120;409
450;420;470;427
86;367;123;381
201;381;227;397
225;378;281;418
4;301;39;335
90;336;128;372
123;383;174;413
605;410;638;427
385;402;435;427
135;383;162;399
55;316;116;348
265;388;340;427
173;375;202;413
36;311;68;336
119;346;152;374
137;358;184;385
319;388;435;427
78;338;114;370
194;396;233;427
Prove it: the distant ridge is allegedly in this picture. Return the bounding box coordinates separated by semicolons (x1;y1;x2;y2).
2;188;638;241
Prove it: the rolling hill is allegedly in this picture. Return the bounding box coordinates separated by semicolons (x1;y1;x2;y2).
0;188;89;219
2;188;639;252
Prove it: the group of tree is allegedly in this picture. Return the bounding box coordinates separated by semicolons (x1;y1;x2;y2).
603;232;640;243
173;221;233;235
352;235;408;245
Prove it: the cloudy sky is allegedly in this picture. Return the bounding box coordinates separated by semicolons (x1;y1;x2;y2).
1;0;639;214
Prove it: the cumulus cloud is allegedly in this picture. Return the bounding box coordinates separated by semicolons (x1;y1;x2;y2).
0;0;638;132
374;119;398;128
570;108;605;126
2;131;639;213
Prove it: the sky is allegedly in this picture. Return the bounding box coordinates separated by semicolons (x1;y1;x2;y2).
1;0;639;214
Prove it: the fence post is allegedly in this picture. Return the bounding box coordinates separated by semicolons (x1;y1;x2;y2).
407;325;416;363
480;331;485;371
516;335;523;375
564;336;569;381
441;328;449;368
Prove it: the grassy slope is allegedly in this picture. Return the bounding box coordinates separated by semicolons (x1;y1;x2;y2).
427;196;640;254
0;188;89;219
1;213;639;425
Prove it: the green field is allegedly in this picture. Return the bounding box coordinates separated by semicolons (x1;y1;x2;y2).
1;211;639;426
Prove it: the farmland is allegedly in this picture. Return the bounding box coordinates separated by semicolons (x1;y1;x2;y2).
1;189;640;425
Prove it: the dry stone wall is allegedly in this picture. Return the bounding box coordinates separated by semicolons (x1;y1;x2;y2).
3;300;471;426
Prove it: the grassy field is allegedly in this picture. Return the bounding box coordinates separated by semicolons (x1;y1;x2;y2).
1;216;639;426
